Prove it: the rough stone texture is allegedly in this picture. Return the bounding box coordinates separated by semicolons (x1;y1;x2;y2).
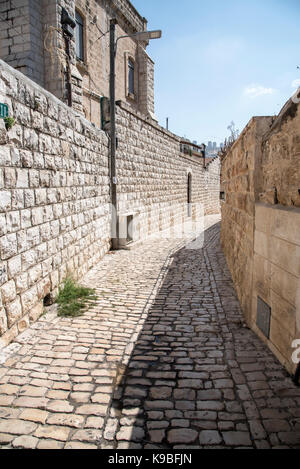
252;203;300;373
0;0;154;122
0;59;111;346
220;117;273;325
0;215;299;449
0;0;44;87
76;0;152;123
220;101;300;374
0;58;220;347
259;98;300;207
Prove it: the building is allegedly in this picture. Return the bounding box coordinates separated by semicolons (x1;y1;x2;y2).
220;95;300;374
0;0;156;125
0;0;221;345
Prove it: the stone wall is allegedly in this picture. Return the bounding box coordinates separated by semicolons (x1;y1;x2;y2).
220;97;300;373
0;59;220;347
76;0;155;125
0;59;111;347
117;101;220;215
252;203;300;372
259;99;300;207
0;0;156;124
220;116;273;323
116;102;220;242
0;0;45;86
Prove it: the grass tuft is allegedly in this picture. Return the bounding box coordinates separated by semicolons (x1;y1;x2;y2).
56;276;98;317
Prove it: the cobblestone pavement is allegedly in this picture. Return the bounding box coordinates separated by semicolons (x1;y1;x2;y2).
0;215;300;449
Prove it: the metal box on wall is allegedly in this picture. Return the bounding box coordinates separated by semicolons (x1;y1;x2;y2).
256;296;271;338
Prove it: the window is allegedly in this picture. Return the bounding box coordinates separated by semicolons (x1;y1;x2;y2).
128;58;135;95
75;11;84;61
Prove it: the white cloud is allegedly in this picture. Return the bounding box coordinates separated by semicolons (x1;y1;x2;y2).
291;79;300;89
244;84;277;99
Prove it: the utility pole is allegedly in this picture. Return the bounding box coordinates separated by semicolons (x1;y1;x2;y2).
109;22;161;250
109;18;119;250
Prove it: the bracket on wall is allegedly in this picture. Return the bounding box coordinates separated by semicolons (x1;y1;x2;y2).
61;8;76;37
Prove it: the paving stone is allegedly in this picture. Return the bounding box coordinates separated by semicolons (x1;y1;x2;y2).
149;429;165;443
85;417;105;429
46;400;74;413
278;432;300;445
249;420;267;439
36;439;65;449
46;413;85;428
12;435;38;449
116;426;145;442
65;442;98;449
71;429;102;442
34;425;71;441
197;401;224;411
75;404;107;416
0;433;14;444
0;217;299;449
167;429;198;444
150;386;172;399
222;431;252;446
103;418;118;440
199;430;222;445
0;419;37;435
19;408;48;424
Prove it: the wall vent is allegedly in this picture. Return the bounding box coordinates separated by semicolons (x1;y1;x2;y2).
256;296;271;338
119;213;134;248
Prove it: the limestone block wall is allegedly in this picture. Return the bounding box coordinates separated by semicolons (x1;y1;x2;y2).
0;60;111;347
220;117;273;323
0;59;221;347
138;47;155;119
0;0;45;86
259;99;300;207
0;0;157;125
253;203;300;373
220;97;300;373
116;102;220;242
76;0;154;125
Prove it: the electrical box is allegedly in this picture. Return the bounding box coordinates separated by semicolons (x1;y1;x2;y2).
256;296;271;338
100;97;111;131
118;214;135;248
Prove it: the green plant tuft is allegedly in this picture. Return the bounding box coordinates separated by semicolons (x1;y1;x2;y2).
56;276;98;317
4;117;16;130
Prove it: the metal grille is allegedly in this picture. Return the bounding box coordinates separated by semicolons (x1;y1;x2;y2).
256;296;271;338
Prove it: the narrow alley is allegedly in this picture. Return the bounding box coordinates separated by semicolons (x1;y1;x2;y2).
0;215;299;449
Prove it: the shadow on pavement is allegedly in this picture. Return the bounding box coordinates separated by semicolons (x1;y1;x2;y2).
104;221;300;449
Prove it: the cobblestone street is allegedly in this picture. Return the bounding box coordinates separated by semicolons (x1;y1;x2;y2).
0;215;299;449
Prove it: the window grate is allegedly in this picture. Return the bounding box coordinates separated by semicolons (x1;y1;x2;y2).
256;296;271;338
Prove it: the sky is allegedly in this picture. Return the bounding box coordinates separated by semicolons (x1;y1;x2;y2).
132;0;300;145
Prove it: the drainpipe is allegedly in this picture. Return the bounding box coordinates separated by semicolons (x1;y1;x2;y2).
61;8;75;108
64;34;72;107
109;18;119;250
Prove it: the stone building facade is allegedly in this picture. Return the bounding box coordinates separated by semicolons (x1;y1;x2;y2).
0;0;220;345
220;95;300;374
0;0;156;124
0;58;220;347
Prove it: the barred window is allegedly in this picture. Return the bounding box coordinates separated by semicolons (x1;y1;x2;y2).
128;58;135;95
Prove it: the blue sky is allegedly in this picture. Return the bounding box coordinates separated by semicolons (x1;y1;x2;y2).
132;0;300;144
